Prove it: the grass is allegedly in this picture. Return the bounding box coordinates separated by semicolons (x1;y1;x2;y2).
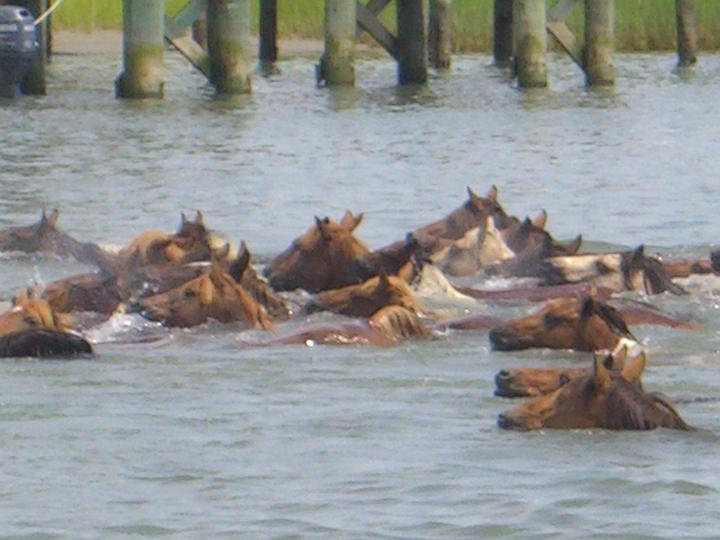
50;0;720;52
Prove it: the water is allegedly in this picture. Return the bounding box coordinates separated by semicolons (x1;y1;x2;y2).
0;49;719;538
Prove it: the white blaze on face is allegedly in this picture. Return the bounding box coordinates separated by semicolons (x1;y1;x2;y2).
477;216;516;265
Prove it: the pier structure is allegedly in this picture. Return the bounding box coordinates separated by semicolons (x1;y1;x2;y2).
0;0;702;98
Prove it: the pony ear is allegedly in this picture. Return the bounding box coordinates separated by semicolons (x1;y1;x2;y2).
613;345;628;369
41;208;59;228
621;351;646;384
532;210;548;229
180;212;189;225
315;216;332;241
631;244;645;265
485;185;498;202
339;210;363;232
194;210;205;226
198;274;215;306
376;267;390;291
592;353;611;393
563;234;583;255
229;241;251;282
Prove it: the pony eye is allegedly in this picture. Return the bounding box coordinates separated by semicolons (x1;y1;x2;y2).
184;289;197;298
543;313;563;328
23;316;38;326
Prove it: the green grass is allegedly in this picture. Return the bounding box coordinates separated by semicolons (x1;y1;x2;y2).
50;0;720;51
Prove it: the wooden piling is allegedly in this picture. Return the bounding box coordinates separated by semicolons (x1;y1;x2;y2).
115;0;164;98
396;0;428;84
676;0;698;67
207;0;252;94
513;0;547;88
428;0;451;70
259;0;278;65
319;0;356;85
584;0;614;86
493;0;513;68
19;0;47;95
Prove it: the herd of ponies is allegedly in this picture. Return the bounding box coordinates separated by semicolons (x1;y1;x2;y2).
0;186;716;432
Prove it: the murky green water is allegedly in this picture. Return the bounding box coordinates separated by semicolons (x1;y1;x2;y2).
0;50;719;538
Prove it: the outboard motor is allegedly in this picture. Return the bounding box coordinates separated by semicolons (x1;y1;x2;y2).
0;6;38;98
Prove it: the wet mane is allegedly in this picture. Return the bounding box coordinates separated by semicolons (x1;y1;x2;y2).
581;376;692;430
369;305;431;341
584;299;635;341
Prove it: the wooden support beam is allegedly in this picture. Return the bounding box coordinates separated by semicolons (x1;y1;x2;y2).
165;34;211;78
116;0;164;98
429;0;452;70
259;0;278;64
546;21;582;68
513;0;547;88
357;1;397;59
207;0;252;94
676;0;698;67
396;0;427;84
493;0;513;67
584;0;614;86
165;0;207;39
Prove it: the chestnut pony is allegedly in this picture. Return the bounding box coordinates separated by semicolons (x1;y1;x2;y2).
265;213;371;293
489;296;636;352
304;268;425;318
498;353;692;431
134;264;275;329
494;348;631;398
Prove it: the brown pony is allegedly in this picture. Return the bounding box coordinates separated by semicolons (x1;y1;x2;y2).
0;209;109;267
494;348;631;398
257;305;432;347
41;272;124;315
133;264;276;329
115;211;217;269
304;268;425;318
489;296;636;352
412;186;513;251
265;214;371;292
497;353;692;431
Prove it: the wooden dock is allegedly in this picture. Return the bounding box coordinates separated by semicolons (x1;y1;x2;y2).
4;0;702;98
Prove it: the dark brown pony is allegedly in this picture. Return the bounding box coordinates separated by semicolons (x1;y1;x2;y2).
0;328;93;358
489;295;636;352
498;353;692;431
256;305;432;347
0;209;109;267
304;268;425;318
133;264;276;329
42;272;124;316
265;214;371;292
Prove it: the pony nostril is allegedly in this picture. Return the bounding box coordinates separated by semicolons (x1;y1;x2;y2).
489;328;513;350
497;414;513;429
